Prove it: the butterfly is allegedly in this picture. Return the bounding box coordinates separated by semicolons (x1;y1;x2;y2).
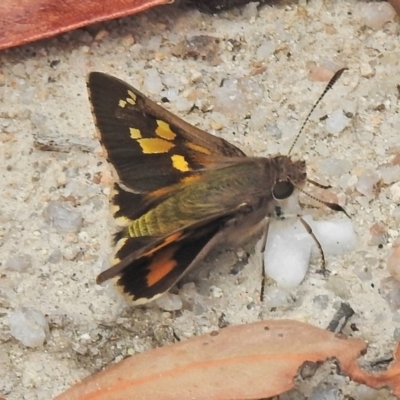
87;69;347;305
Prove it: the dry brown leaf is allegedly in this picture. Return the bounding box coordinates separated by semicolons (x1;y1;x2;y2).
344;340;400;396
0;0;172;51
55;319;373;400
389;0;400;17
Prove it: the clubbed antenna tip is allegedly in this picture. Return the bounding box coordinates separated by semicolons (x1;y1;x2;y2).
288;67;348;155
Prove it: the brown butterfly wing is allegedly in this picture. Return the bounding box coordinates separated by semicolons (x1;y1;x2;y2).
87;72;245;194
87;72;249;304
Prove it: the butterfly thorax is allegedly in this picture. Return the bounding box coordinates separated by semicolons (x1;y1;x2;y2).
127;155;306;239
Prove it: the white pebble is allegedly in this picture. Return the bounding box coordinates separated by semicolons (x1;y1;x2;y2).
175;97;193;113
264;220;312;288
5;254;32;272
264;216;356;288
161;73;179;88
309;384;339;400
43;201;83;233
9;308;49;347
360;2;396;30
179;283;205;314
325;109;349;135
243;2;259;19
147;36;162;52
256;40;276;61
263;286;293;309
355;169;380;199
179;282;198;306
155;292;182;311
390;182;400;202
380;165;400;185
360;63;375;78
388;246;400;283
143;69;163;95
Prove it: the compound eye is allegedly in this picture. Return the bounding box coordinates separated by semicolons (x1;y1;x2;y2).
272;180;294;200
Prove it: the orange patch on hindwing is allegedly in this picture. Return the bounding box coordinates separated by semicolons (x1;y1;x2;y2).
146;246;178;287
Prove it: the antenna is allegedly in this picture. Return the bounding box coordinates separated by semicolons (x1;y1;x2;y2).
288;68;348;155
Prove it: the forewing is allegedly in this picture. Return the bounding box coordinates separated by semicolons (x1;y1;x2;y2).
87;72;246;194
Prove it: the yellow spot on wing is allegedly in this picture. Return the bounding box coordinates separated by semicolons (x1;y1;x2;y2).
146;247;178;286
187;142;211;155
127;98;135;105
138;138;175;154
130;127;142;139
128;90;137;102
155;120;176;141
118;99;127;108
171;154;189;172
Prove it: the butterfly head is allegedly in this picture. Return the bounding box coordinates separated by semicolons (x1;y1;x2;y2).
267;155;307;220
272;155;306;198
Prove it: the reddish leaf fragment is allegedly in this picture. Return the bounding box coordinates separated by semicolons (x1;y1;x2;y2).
389;0;400;17
344;341;400;397
55;320;368;400
0;0;172;51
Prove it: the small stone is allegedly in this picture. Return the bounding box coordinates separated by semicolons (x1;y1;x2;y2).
309;383;339;400
360;63;375;78
360;2;396;30
5;254;32;272
243;2;259;19
313;294;329;310
388;246;400;283
380;165;400;185
210;286;223;298
9;308;49;347
179;283;206;315
390;182;400;202
12;63;26;78
94;29;109;41
43;201;83;233
48;249;62;264
155;292;182;311
175;97;193;113
325;109;349;135
256;40;275;61
129;43;143;57
352;384;392;400
210;120;223;130
263;286;293;309
161;73;179;88
121;34;135;48
190;71;203;83
146;35;162;52
380;277;400;312
355;169;380;199
369;223;388;246
143;69;163;95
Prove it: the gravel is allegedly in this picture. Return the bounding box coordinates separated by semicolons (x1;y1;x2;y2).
0;1;399;399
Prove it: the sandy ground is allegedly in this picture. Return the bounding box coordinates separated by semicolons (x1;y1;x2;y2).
1;1;400;399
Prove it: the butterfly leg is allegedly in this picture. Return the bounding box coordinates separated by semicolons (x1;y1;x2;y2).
298;217;329;276
259;218;270;302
